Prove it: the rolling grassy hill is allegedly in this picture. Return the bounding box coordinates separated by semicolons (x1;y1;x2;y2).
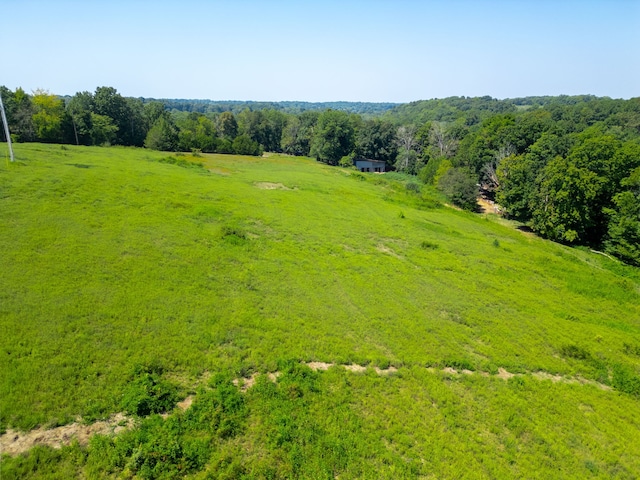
1;143;639;478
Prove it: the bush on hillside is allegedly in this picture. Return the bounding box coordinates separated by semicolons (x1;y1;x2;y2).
232;134;263;156
121;363;179;416
437;167;478;210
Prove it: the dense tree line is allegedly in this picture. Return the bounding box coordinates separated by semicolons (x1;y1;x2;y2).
416;97;640;265
2;86;639;264
144;99;399;116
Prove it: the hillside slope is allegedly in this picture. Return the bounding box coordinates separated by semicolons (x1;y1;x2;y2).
1;144;639;478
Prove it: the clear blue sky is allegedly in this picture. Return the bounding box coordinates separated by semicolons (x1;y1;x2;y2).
3;0;638;102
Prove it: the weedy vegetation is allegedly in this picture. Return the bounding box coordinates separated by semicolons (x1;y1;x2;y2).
1;143;639;478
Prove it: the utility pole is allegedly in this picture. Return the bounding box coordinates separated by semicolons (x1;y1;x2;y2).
0;91;14;162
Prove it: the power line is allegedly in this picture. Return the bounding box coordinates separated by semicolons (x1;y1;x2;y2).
0;91;15;162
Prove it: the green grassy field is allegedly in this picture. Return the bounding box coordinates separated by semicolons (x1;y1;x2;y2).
1;143;639;478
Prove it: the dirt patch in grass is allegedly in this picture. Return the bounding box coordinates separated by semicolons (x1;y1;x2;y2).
3;362;613;458
532;371;563;383
496;368;515;380
477;197;499;214
177;395;194;411
232;373;260;392
344;364;367;373
306;361;334;371
376;244;403;259
0;413;133;457
375;366;398;375
255;182;293;190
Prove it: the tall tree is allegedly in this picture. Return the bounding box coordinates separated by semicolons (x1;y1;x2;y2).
1;87;35;142
310;110;355;165
31;90;65;143
429;121;459;158
66;91;94;145
217;111;238;140
177;112;218;152
93;87;145;146
355;119;397;166
281;111;319;156
123;97;147;146
144;116;179;151
89;113;118;146
531;156;604;244
144;102;167;128
395;125;419;173
605;167;640;265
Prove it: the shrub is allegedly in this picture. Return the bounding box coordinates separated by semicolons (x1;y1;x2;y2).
418;157;445;185
216;139;234;154
220;224;248;245
612;364;640;396
442;358;474;371
232;134;262;156
406;182;421;193
559;344;592;361
121;364;179;416
339;153;356;168
157;156;204;170
183;379;247;438
420;240;439;250
623;343;640;357
144;117;179;152
437;167;478;211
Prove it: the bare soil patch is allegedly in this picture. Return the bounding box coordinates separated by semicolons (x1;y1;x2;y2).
344;364;367;373
496;368;515;380
374;366;398;375
255;182;292;190
4;362;613;458
376;244;403;259
0;413;133;457
532;371;563;382
177;395;194;411
477;197;500;214
306;361;334;371
232;373;260;392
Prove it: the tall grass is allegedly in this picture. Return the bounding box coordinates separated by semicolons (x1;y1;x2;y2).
1;143;639;477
